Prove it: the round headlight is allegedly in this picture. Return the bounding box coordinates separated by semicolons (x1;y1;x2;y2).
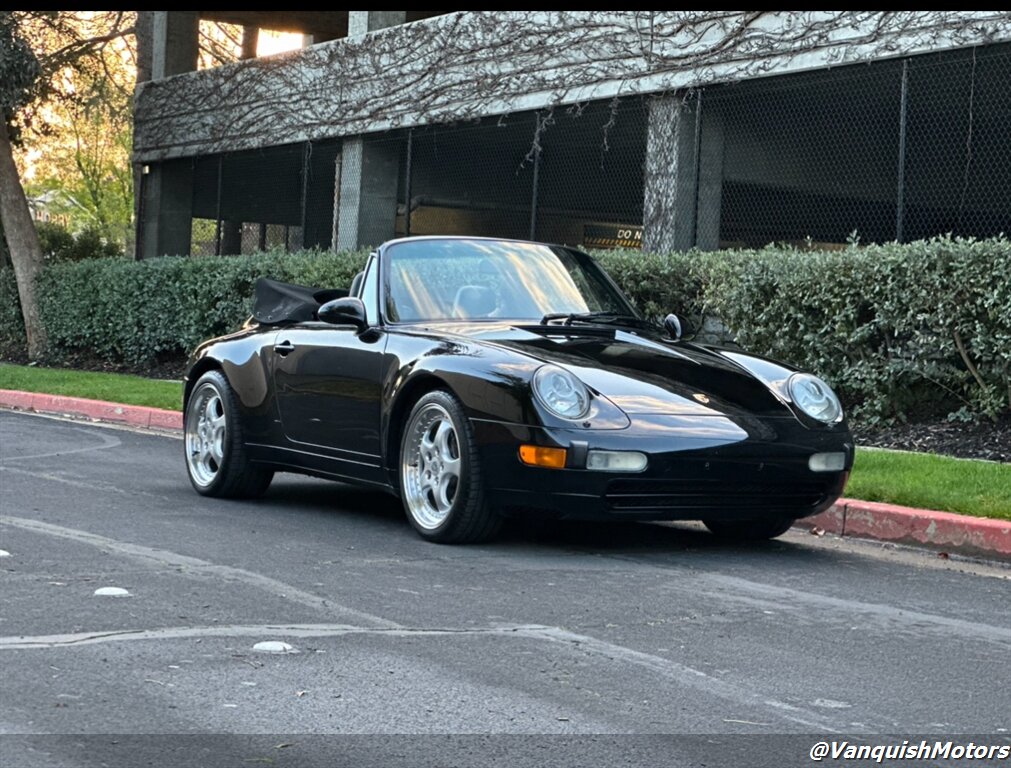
532;365;590;420
787;373;843;424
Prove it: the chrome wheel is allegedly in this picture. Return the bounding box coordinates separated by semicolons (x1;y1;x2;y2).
185;382;227;487
401;403;462;530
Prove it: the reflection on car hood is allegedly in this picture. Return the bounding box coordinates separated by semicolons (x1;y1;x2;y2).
404;321;794;418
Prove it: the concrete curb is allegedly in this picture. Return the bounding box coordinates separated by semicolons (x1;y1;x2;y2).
0;389;182;431
2;388;1006;561
798;499;1010;561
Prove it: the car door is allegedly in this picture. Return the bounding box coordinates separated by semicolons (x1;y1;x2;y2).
271;259;386;483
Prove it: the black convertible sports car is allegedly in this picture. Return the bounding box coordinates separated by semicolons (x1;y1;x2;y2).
184;237;851;543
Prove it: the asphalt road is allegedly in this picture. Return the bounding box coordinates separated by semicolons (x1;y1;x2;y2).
1;411;1009;767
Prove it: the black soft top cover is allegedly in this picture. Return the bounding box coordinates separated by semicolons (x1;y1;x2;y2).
252;278;348;325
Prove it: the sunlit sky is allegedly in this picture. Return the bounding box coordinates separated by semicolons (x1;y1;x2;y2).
256;30;305;57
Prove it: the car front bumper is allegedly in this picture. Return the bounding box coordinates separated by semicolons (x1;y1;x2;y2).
471;414;852;522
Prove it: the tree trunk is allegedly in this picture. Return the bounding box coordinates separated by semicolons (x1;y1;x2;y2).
0;119;48;359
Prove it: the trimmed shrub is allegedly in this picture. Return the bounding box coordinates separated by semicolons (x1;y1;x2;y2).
35;222;75;260
598;238;1011;422
0;237;1007;422
33;249;367;367
0;267;25;357
36;222;122;262
593;249;706;321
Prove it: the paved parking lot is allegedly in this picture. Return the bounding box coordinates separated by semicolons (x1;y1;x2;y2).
1;411;1008;766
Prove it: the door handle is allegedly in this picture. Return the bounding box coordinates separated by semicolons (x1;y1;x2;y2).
273;340;296;356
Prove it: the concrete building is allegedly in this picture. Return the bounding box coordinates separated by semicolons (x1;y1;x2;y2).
132;11;1011;258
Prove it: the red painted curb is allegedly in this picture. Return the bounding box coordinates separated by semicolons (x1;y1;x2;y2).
0;389;35;410
0;389;182;431
844;500;1010;559
795;499;1010;561
801;504;845;534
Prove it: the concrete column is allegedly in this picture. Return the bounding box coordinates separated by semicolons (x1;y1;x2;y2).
137;13;198;259
695;107;725;251
138;160;193;258
151;12;198;79
335;137;401;251
337;11;409;249
347;11;407;39
340;11;405;248
642;93;699;253
241;26;259;59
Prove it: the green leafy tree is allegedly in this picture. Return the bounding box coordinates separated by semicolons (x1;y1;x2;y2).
22;15;136;245
0;12;47;358
0;11;133;359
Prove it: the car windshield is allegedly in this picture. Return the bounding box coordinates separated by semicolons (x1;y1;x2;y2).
384;239;637;323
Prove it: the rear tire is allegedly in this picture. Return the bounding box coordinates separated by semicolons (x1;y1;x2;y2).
703;516;794;541
184;370;273;498
399;390;502;543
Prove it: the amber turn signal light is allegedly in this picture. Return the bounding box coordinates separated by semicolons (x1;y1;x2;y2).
518;445;567;469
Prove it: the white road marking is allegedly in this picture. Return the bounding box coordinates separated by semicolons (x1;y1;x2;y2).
0;465;173;501
0;515;398;629
698;573;1011;647
0;487;864;732
0;622;844;732
0;423;121;462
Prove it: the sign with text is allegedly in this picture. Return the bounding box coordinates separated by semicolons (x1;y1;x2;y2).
583;224;643;250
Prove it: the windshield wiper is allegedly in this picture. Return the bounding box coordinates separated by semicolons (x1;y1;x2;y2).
540;311;651;329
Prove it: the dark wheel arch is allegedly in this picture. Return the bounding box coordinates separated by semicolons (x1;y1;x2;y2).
184;358;224;409
384;373;453;487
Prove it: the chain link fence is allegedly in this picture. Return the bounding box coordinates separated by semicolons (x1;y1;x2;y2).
189;141;339;256
180;41;1009;256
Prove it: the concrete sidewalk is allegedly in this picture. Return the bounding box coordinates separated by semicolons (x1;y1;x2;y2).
2;387;1008;561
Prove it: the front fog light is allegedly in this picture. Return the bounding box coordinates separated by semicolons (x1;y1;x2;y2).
587;450;647;472
809;452;846;472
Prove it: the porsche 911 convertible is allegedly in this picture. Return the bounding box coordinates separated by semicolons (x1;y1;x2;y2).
183;237;851;543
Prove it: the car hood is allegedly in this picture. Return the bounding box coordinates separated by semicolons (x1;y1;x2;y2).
405;322;795;419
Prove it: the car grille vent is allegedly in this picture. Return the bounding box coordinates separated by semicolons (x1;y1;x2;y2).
605;477;832;512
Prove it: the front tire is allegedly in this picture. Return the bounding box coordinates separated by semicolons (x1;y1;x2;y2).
399;390;502;543
703;516;794;541
184;370;273;498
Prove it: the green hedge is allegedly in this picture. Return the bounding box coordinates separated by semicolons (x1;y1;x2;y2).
36;222;123;262
0;250;367;366
0;267;24;359
596;239;1011;422
1;237;1008;422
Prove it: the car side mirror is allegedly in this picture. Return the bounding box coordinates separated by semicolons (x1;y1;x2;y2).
318;297;368;331
663;313;694;341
